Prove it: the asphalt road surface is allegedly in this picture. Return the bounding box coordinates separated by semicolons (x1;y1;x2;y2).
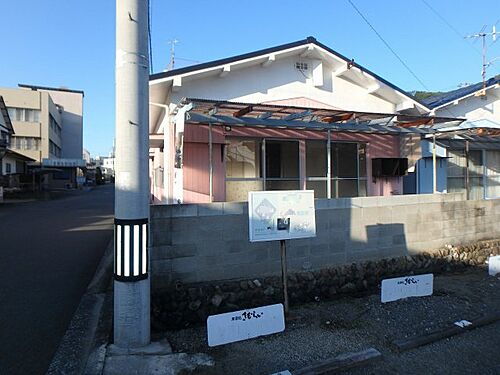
0;185;114;375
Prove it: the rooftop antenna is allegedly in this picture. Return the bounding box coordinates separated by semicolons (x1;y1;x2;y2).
465;23;499;94
167;39;178;71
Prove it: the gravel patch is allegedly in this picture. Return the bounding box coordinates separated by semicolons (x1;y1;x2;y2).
156;269;500;375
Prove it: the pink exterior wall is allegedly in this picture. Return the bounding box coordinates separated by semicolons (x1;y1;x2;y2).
183;125;225;203
182;123;402;202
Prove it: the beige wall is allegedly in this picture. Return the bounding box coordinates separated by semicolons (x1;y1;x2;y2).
0;87;67;162
38;89;83;159
0;88;44;161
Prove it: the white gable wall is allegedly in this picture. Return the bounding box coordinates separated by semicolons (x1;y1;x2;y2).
169;56;397;113
433;87;500;123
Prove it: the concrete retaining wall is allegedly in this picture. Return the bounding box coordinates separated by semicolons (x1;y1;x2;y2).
150;193;500;289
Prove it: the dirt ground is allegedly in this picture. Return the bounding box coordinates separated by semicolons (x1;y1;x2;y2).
157;268;500;375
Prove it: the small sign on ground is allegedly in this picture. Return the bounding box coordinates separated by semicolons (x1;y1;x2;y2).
207;304;285;347
488;255;500;276
381;274;433;303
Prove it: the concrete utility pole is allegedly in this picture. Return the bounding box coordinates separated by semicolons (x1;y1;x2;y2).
114;0;150;348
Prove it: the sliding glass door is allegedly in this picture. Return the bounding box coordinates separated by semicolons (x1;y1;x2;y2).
225;137;368;201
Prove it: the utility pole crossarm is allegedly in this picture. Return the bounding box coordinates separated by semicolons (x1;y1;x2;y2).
465;25;500;90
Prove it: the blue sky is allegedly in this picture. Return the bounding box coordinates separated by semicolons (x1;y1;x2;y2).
1;0;499;157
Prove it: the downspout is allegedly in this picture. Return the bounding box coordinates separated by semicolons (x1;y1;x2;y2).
208;122;213;202
172;102;193;204
327;130;331;199
465;140;470;200
432;134;437;193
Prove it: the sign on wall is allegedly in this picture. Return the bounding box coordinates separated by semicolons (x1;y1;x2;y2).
248;190;316;242
207;304;285;347
381;274;433;303
42;158;86;168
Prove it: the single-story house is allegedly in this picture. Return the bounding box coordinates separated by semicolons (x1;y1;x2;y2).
148;37;467;204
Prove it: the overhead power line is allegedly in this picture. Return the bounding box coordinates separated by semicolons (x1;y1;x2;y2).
421;2;499;76
346;0;429;90
420;0;482;57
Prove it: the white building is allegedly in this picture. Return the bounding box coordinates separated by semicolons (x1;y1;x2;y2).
83;148;91;164
148;37;437;204
420;76;500;199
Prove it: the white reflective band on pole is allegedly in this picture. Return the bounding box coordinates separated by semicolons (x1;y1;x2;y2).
133;225;140;276
123;225;130;277
114;220;148;280
116;225;122;274
142;223;147;274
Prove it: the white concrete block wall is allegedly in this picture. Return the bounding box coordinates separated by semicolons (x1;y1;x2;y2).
150;193;500;288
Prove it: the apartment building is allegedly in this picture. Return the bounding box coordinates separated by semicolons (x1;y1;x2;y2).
0;84;84;162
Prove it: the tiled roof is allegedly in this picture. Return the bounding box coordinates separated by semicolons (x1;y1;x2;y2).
423;76;500;109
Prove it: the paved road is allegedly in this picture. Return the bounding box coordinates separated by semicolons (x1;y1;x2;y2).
0;185;114;375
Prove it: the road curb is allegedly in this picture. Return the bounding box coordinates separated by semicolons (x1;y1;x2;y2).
47;239;114;375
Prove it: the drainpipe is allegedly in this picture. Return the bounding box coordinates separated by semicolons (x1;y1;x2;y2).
432;134;437;194
172;102;192;204
327;130;331;199
465;140;470;200
209;122;213;202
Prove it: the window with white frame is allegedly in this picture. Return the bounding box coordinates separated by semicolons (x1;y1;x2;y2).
7;107;40;122
486;150;500;198
447;149;484;200
11;136;40;151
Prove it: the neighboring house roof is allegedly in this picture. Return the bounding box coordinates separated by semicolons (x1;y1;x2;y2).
18;83;84;96
423;76;500;109
437;136;500;151
150;36;430;112
0;95;14;134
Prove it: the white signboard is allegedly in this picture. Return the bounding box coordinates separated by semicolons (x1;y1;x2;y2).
381;274;433;303
207;304;285;347
248;190;316;242
489;255;500;276
42;158;86;168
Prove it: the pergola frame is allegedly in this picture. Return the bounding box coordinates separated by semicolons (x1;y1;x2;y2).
180;98;464;132
167;98;472;203
164;98;500;203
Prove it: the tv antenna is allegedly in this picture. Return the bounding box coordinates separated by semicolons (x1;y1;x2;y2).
465;23;499;93
167;39;179;71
